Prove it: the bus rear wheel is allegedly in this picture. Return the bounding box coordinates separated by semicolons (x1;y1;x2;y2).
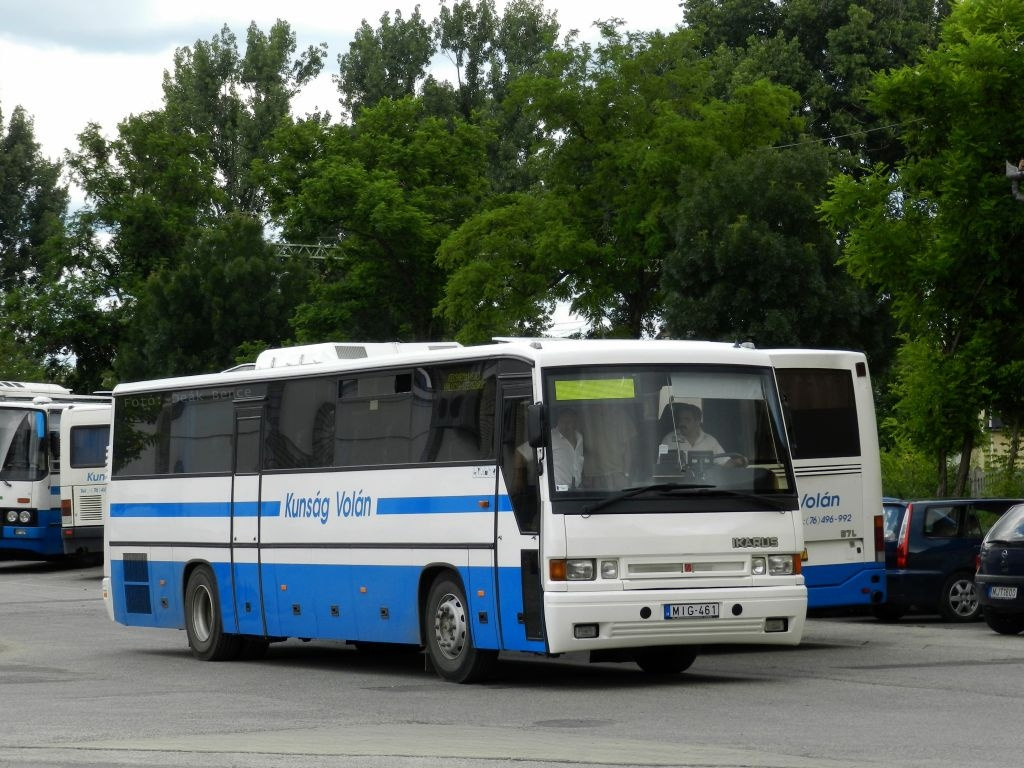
632;645;698;675
184;566;241;661
424;575;496;683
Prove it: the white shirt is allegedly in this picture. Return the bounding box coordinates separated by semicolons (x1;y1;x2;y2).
658;430;725;461
550;428;584;489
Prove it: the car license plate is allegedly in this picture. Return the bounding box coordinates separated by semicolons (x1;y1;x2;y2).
664;602;720;619
990;586;1018;600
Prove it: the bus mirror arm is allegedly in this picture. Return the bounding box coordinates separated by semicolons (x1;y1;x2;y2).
526;402;547;448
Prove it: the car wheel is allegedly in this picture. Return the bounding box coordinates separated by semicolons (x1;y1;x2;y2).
938;572;981;622
983;608;1024;635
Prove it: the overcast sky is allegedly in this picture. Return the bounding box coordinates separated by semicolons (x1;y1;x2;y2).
0;0;684;162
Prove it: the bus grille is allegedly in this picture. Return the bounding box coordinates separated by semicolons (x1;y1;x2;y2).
123;553;152;614
77;495;104;522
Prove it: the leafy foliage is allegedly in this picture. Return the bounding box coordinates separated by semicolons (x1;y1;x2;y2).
820;0;1024;493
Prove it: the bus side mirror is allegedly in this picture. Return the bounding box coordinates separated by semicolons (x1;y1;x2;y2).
526;403;547;448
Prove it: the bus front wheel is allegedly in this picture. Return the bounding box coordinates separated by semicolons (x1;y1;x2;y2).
632;645;698;675
424;575;496;683
184;566;241;661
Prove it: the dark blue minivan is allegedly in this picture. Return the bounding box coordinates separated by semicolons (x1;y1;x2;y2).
875;498;1023;622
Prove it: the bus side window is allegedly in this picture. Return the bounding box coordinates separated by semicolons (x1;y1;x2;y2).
501;398;539;534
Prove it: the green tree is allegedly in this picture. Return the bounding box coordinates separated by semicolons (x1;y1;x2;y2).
0;102;86;384
116;214;308;378
272;97;490;342
68;21;326;380
686;0;948;165
663;139;893;360
441;25;802;338
436;191;596;342
820;0;1024;495
337;8;435;119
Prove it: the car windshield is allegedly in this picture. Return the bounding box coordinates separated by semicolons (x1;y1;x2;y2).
0;408;48;482
542;364;794;507
983;504;1024;544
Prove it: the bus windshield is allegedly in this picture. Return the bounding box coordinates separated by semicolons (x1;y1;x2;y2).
0;408;47;482
542;365;793;501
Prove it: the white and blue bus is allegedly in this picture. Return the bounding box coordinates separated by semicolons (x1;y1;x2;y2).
0;382;110;560
768;350;885;610
102;340;806;682
59;403;112;561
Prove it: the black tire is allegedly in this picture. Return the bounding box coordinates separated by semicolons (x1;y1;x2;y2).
872;602;907;622
424;575;497;683
938;572;981;622
983;608;1024;635
633;645;698;675
238;637;270;660
184;566;241;661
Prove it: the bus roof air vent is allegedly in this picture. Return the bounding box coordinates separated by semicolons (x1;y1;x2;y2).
255;342;463;369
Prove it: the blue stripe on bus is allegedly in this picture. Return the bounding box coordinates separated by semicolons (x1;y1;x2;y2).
376;495;512;514
110;501;282;518
110;496;511;518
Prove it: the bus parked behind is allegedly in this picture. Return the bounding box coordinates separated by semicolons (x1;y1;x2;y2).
0;382;109;560
60;403;112;561
768;350;885;610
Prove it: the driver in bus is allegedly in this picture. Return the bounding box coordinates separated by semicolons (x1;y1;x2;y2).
658;403;746;468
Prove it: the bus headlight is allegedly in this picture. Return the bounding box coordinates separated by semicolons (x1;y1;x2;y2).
600;559;619;579
768;555;795;575
5;510;18;523
550;559;596;581
19;510;32;524
566;559;595;580
752;555;799;576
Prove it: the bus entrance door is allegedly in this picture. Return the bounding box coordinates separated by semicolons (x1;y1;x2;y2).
495;383;546;652
230;405;267;636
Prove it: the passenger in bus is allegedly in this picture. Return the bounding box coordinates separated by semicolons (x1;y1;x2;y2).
583;402;637;490
658;403;746;468
550;406;584;489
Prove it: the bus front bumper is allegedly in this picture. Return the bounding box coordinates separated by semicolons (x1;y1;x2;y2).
543;585;807;655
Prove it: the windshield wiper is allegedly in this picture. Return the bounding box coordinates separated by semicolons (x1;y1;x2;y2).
581;483;713;514
580;484;793;514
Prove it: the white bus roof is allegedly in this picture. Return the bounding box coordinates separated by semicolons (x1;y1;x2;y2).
764;348;869;369
112;339;779;396
254;341;462;369
0;381;73;399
